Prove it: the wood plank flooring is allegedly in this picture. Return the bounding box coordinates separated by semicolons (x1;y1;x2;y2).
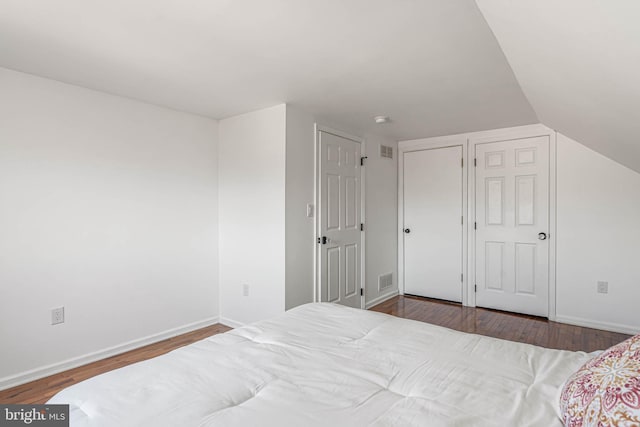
0;296;631;405
0;323;231;405
371;295;631;352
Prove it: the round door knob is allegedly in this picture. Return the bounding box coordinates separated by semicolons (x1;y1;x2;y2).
538;232;547;240
404;228;411;234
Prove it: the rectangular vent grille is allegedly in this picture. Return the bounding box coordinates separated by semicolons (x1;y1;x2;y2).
380;145;393;159
378;273;393;291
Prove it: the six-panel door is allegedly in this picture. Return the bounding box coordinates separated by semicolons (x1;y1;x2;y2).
319;131;362;308
475;136;550;317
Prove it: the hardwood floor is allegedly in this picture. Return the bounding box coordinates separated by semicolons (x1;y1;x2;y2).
371;295;631;352
0;296;631;405
0;323;231;405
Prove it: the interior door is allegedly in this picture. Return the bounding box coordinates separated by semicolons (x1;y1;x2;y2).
403;146;463;302
318;131;362;308
475;136;550;317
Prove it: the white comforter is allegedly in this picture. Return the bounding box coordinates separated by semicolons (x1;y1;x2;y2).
49;303;591;426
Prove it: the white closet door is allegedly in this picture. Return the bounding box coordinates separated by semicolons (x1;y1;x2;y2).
403;146;463;302
475;136;550;317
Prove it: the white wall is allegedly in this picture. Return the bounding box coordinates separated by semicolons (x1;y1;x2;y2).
0;82;399;389
556;133;640;333
218;105;287;325
282;107;400;311
363;134;399;307
0;68;219;387
284;106;316;310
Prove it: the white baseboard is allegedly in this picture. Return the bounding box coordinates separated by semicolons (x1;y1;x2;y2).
219;316;245;329
0;316;220;392
365;289;399;309
555;315;639;336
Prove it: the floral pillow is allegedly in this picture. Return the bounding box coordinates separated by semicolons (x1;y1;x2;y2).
560;333;640;427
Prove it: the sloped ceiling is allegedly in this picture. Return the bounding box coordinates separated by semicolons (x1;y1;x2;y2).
476;0;640;173
3;0;636;168
0;0;536;140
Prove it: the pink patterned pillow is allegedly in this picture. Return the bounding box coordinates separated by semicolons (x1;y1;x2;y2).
560;334;640;427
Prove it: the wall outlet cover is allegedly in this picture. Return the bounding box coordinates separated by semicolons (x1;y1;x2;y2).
51;307;65;325
597;281;609;294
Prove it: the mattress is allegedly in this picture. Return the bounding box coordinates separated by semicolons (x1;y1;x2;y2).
48;303;592;426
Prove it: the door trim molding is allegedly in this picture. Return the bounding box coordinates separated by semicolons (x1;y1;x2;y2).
397;137;469;304
467;125;557;320
314;124;366;308
398;124;557;320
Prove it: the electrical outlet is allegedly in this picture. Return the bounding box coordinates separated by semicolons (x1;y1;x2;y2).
242;284;249;297
597;281;609;294
51;307;65;325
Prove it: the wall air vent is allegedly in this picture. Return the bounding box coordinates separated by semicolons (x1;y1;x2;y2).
380;145;393;159
378;273;393;291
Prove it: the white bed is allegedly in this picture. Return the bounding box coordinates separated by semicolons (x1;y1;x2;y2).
48;303;592;426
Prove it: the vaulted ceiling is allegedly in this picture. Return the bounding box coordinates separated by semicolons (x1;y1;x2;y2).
476;0;640;173
0;1;537;139
0;1;638;171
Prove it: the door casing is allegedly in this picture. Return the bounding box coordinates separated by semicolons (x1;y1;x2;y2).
402;145;465;302
314;124;366;308
474;136;550;316
398;136;469;305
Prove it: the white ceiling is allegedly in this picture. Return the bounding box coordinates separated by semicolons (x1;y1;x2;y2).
476;0;640;172
0;0;537;141
2;1;638;171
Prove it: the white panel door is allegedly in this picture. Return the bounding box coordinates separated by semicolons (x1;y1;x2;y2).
403;146;463;302
319;131;362;308
475;136;549;317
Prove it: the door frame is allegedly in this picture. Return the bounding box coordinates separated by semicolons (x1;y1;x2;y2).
468;125;557;320
398;124;557;319
313;124;366;308
398;136;469;304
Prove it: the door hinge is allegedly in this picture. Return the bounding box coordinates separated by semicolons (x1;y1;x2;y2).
474;284;477;293
461;157;464;168
360;223;364;231
461;216;463;225
474;158;477;167
360;288;364;296
461;273;463;282
474;222;477;230
360;156;368;166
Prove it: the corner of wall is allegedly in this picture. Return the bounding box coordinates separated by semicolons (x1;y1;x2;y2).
0;68;221;384
284;105;316;310
362;133;399;308
218;104;287;324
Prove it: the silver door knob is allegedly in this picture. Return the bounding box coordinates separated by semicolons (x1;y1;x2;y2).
538;232;547;240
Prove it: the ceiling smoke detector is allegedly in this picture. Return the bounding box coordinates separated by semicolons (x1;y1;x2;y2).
374;116;390;124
